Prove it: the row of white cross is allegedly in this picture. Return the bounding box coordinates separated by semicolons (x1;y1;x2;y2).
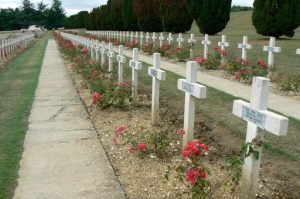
86;30;300;70
0;33;35;59
60;31;293;198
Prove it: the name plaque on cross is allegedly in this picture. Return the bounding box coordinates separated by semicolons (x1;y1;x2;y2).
117;55;126;63
182;82;194;93
150;68;158;77
130;60;142;70
242;106;266;129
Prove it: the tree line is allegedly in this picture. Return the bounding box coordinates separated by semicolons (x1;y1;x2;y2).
0;0;65;31
65;0;300;38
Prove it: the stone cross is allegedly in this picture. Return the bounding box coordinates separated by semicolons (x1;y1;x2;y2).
232;77;288;199
145;32;150;43
140;32;144;49
152;32;157;46
188;33;196;60
148;53;166;126
117;45;126;83
238;36;252;60
130;32;134;43
263;37;281;69
201;34;211;59
159;32;164;48
126;31;130;41
297;48;300;55
107;43;115;72
101;41;106;66
90;42;95;60
177;33;184;48
177;61;207;147
135;32;139;42
123;32;126;42
167;33;173;45
129;48;142;100
95;43;100;62
218;35;230;51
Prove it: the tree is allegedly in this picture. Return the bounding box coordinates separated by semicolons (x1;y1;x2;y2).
122;0;139;30
188;0;232;35
20;0;36;27
109;0;125;30
36;1;48;27
252;0;300;38
159;0;193;33
46;0;65;29
132;0;162;32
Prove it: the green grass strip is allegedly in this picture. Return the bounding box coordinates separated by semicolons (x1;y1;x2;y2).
0;33;49;199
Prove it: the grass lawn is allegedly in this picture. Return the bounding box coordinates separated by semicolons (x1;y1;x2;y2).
0;33;49;199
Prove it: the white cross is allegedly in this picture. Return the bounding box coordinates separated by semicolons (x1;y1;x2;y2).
129;48;142;100
232;77;288;199
159;32;164;48
167;33;173;45
126;31;130;41
188;33;196;45
148;53;166;126
152;32;157;43
177;33;184;48
123;32;126;42
177;61;207;147
130;32;134;43
101;41;106;66
263;37;281;69
135;32;139;41
218;35;230;51
145;32;150;43
117;45;126;83
297;48;300;55
95;44;100;62
107;43;115;72
201;34;211;59
140;32;144;49
90;42;95;60
238;36;252;60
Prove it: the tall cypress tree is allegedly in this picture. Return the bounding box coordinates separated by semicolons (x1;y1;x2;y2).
188;0;232;35
252;0;300;37
159;0;193;33
47;0;65;29
109;0;125;30
122;0;139;30
132;0;162;32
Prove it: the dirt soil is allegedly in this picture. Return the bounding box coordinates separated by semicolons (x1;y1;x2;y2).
65;61;298;199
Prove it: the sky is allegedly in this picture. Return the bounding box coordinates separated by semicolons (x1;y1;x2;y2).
0;0;254;16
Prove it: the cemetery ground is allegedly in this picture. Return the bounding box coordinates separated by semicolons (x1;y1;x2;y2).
64;47;300;198
0;33;48;198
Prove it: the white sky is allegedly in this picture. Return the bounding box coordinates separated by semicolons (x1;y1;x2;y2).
0;0;254;16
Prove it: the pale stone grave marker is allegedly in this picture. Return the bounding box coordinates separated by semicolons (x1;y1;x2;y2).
218;35;229;61
238;36;252;60
130;32;134;43
126;31;130;42
148;53;166;126
188;33;196;60
178;61;207;147
152;32;157;49
145;32;150;44
263;37;281;70
135;32;139;43
177;33;184;48
117;45;126;83
297;48;300;55
232;77;288;199
107;43;115;72
167;33;173;45
159;32;164;48
129;48;142;100
201;34;211;59
101;41;106;66
140;32;144;49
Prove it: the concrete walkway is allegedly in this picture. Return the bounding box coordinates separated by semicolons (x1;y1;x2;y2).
14;40;126;199
113;46;300;120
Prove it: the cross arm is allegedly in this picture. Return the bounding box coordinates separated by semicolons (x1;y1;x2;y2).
238;43;252;49
263;46;281;53
296;48;300;54
177;79;206;99
117;55;126;63
148;67;166;81
233;100;288;136
129;60;142;70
